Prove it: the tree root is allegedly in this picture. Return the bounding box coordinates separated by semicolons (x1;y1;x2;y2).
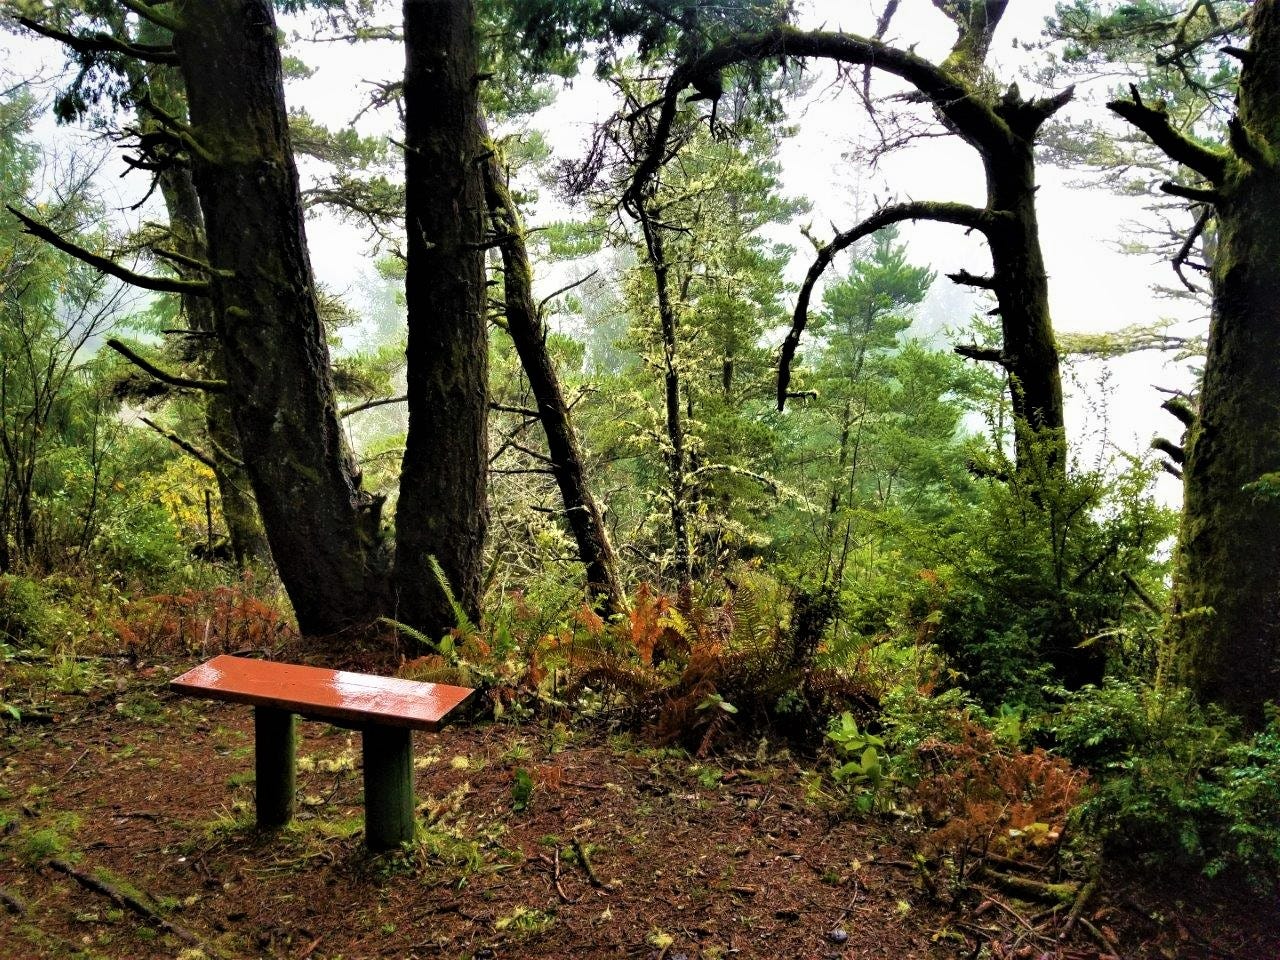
48;858;219;956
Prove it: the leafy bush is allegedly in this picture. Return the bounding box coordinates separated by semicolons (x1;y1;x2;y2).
0;574;56;649
1046;681;1280;884
930;452;1174;706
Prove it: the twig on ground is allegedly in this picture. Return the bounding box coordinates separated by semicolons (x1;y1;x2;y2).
48;858;219;955
572;838;605;888
1060;876;1100;940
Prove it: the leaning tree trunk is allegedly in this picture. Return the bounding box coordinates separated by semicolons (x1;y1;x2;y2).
395;0;489;635
172;0;388;636
481;158;625;615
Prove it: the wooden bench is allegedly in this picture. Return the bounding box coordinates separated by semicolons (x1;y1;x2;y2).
171;655;473;851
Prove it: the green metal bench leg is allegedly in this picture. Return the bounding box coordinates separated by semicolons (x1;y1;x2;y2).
254;706;296;829
362;725;415;851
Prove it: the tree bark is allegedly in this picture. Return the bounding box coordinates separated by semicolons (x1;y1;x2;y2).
1139;2;1280;726
396;0;489;634
635;195;692;585
172;0;388;635
481;157;625;615
156;162;270;568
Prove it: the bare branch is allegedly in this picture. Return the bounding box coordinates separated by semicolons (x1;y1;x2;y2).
1108;86;1228;182
15;17;179;64
6;206;209;296
777;200;999;410
947;269;997;289
955;343;1006;364
106;339;226;392
537;269;600;318
340;394;408;417
139;417;217;470
1160;181;1223;204
1172;207;1213;293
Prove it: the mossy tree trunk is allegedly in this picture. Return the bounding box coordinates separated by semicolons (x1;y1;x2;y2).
172;0;389;635
635;194;693;586
395;0;489;634
1112;2;1280;725
156;162;270;568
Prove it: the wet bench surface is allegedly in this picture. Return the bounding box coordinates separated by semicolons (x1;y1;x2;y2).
171;655;474;850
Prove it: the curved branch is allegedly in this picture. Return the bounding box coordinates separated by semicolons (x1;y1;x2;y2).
1227;116;1275;170
106;339;226;392
6;206;209;296
15;16;178;64
1108;87;1228;183
777;200;999;410
627;26;1010;208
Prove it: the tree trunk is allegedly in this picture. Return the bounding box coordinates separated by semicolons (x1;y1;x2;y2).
481;158;625;615
983;141;1066;474
172;0;388;636
156;162;270;568
396;0;489;635
636;197;692;585
1173;1;1280;726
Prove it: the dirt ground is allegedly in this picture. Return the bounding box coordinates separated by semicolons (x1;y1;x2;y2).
1;659;1277;960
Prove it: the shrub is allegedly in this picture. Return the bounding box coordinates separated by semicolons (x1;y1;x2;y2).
0;574;55;649
1045;681;1280;884
112;573;295;658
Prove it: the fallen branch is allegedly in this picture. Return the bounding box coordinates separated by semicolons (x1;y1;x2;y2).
1060;875;1100;941
48;859;218;954
0;886;27;915
977;867;1078;904
571;838;605;889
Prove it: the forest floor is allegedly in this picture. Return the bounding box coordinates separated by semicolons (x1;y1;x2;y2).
1;656;1277;960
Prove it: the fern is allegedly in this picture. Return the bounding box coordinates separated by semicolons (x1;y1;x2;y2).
428;554;477;636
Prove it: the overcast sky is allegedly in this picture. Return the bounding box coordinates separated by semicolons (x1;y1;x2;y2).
1;0;1199;503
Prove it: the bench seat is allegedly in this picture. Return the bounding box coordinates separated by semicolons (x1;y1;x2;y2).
171;655;473;730
171;655;473;850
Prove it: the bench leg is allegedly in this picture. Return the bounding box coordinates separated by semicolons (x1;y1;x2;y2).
362;726;414;851
254;706;296;829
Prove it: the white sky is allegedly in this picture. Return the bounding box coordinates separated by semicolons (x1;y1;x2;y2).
1;0;1199;504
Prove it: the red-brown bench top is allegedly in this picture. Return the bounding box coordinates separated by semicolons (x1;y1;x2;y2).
170;655;473;731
